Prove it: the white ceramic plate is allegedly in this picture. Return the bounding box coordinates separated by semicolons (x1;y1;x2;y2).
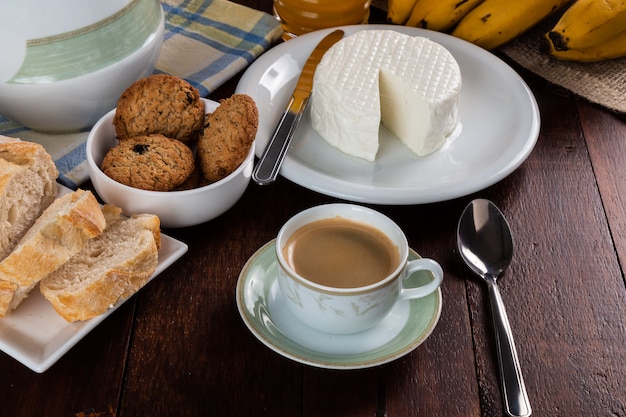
236;240;442;369
235;25;540;204
0;185;188;373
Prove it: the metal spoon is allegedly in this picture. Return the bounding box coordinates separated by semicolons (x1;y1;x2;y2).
457;199;532;417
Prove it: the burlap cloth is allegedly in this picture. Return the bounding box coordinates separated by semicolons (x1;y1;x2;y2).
371;0;626;113
499;18;626;114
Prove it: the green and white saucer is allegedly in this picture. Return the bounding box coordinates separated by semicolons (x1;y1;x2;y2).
236;240;442;370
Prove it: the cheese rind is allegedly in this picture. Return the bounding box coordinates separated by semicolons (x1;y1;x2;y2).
310;30;462;160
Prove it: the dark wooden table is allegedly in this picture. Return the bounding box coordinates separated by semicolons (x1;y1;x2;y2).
3;2;626;416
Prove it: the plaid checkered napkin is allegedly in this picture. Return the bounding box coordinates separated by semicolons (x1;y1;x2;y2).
0;0;283;189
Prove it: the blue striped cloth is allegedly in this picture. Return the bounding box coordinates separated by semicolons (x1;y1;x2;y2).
0;0;283;189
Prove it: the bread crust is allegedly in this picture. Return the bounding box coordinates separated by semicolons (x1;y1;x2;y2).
0;189;106;317
0;280;18;315
0;140;58;260
40;208;160;322
43;240;157;322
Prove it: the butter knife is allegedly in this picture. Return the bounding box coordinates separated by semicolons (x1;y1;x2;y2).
252;29;344;186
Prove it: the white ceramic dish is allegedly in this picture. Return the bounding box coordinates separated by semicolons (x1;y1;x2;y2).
0;0;164;132
235;25;540;204
87;99;255;228
0;184;188;373
236;240;442;369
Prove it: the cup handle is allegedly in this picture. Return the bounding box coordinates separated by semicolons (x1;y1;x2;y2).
399;258;443;300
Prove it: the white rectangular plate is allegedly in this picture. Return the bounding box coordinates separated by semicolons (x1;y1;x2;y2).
0;185;188;373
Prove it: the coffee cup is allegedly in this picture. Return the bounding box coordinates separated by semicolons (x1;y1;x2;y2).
275;203;443;334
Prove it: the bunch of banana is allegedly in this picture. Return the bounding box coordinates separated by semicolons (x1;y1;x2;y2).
388;0;571;50
449;0;571;50
544;0;626;62
387;0;626;62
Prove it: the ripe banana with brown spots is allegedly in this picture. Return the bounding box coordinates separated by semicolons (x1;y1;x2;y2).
387;0;419;24
545;0;626;51
405;0;484;32
545;27;626;62
450;0;571;50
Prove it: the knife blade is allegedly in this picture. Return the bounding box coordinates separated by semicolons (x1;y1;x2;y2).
252;29;344;185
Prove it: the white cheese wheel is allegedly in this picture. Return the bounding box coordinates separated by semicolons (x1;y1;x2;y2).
310;30;462;161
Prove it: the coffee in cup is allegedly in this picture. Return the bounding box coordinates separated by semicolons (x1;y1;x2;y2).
282;216;400;288
276;203;443;334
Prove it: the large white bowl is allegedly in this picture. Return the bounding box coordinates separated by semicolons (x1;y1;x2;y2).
86;99;255;228
0;0;164;132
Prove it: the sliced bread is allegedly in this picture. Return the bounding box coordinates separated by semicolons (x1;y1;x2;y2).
0;138;58;260
40;205;161;322
0;189;106;317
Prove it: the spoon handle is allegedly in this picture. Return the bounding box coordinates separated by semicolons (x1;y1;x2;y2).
487;279;532;417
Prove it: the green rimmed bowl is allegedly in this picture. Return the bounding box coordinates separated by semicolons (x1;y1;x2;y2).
0;0;164;132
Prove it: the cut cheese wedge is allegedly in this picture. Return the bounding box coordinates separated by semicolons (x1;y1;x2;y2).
310;30;462;161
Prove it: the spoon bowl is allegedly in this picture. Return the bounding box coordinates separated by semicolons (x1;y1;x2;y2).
457;199;532;417
457;198;513;280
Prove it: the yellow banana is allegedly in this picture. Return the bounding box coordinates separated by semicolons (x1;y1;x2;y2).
387;0;419;25
546;27;626;62
545;0;626;51
451;0;571;50
405;0;484;31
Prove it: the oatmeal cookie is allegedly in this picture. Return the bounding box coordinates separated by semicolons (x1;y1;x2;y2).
113;74;205;144
172;159;201;191
101;134;195;191
197;94;258;183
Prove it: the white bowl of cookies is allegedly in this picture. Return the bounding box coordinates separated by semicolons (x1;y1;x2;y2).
86;74;258;228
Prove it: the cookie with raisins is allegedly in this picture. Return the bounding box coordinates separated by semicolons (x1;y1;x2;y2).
101;134;195;191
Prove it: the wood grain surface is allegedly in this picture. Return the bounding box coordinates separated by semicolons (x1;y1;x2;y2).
1;2;625;417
